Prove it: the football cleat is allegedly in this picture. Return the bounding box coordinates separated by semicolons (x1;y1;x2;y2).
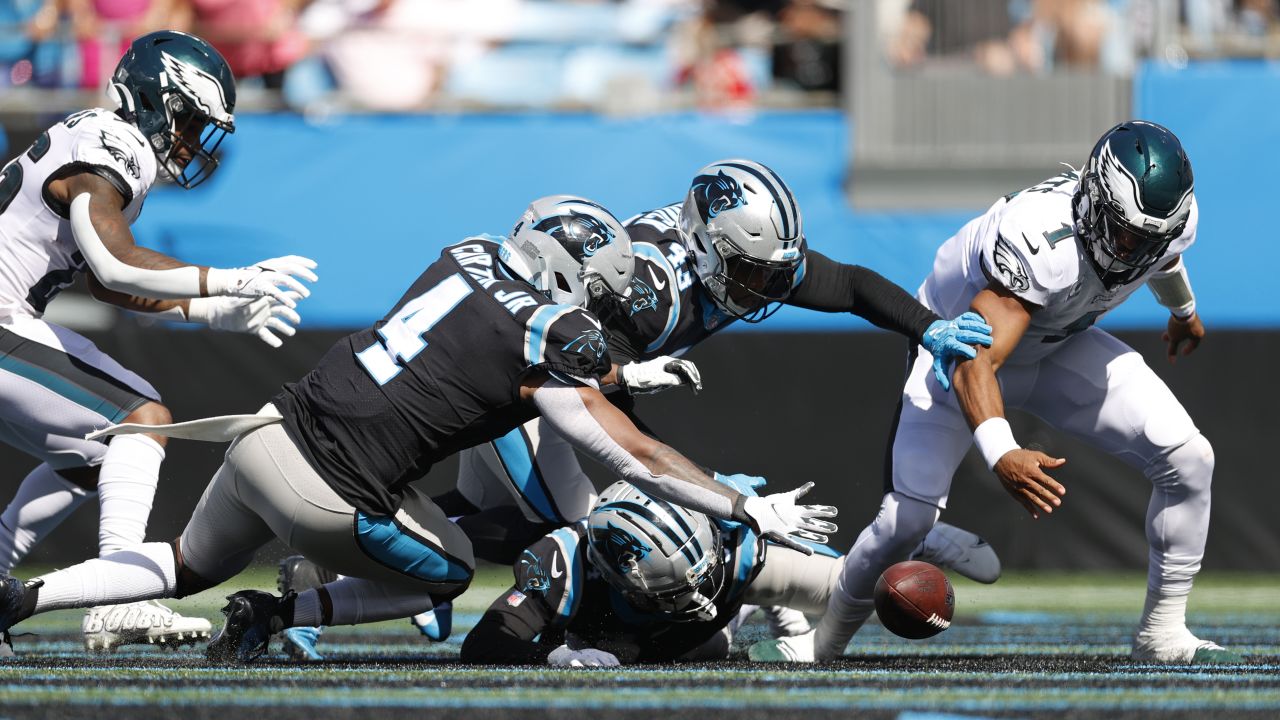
0;576;41;653
82;601;212;652
1132;628;1244;664
277;555;338;594
909;522;1002;584
281;626;324;662
410;601;452;642
748;629;816;663
206;590;293;663
0;630;12;658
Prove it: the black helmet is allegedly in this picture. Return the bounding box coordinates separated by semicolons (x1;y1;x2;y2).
1072;121;1194;287
109;31;236;189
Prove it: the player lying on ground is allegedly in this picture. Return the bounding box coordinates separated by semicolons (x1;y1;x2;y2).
0;31;316;655
464;478;845;666
752;121;1240;664
0;196;836;663
378;159;995;646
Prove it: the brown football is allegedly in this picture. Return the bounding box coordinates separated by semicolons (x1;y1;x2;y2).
873;560;955;639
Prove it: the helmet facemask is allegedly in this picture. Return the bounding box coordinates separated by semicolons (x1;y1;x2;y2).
1074;170;1184;288
700;233;799;323
157;96;232;189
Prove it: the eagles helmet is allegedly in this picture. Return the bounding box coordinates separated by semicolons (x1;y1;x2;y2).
1072;121;1194;287
503;196;635;317
108;31;236;189
585;481;724;622
679;159;805;322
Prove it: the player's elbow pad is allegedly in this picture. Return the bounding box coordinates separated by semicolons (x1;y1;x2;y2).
70;193;201;299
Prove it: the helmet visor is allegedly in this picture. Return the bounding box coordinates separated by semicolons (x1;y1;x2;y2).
717;250;799;321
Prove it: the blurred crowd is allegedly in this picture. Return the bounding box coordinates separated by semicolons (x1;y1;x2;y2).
0;0;1277;111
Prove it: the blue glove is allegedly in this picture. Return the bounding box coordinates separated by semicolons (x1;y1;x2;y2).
922;311;993;392
714;472;767;498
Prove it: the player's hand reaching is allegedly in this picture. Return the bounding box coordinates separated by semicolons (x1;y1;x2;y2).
547;644;621;668
618;356;702;395
187;292;303;348
206;255;319;308
993;448;1066;519
922;312;994;391
1163;312;1204;364
742;482;838;554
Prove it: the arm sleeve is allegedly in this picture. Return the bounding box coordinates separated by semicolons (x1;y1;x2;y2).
788;251;939;342
460;586;557;664
531;379;740;519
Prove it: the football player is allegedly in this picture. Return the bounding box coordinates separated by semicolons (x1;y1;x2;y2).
753;121;1239;664
0;196;838;662
0;31;316;654
457;477;843;666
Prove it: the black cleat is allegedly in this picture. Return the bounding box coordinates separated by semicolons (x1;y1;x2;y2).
205;590;294;663
277;555;337;594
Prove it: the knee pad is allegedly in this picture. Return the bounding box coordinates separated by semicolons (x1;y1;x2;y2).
875;492;940;558
1149;433;1214;494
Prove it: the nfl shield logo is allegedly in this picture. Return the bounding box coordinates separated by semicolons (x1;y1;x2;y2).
506;590;527;608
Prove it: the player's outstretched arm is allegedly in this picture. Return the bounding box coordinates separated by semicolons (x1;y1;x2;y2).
52;172;317;306
522;373;837;554
953;285;1066;519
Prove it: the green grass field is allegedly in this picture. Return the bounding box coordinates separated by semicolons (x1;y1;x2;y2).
1;567;1277;719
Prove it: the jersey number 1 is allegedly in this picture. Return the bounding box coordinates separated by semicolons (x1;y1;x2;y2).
355;273;473;385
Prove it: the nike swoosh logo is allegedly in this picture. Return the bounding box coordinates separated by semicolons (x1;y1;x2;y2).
550;552;563;579
1022;234;1041;255
648;267;667;291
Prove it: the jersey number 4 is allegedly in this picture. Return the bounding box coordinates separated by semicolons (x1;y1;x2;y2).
355;273;473;385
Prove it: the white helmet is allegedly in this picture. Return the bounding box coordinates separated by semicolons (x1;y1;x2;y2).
586;481;724;622
678;159;805;322
502;195;635;314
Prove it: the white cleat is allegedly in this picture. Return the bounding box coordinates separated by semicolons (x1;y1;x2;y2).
762;606;811;638
83;601;212;652
1132;627;1243;664
748;629;816;663
910;522;1002;584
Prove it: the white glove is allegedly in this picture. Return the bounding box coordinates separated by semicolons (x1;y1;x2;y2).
618;356;702;395
206;255;319;308
742;482;839;555
187;293;303;348
547;644;621;668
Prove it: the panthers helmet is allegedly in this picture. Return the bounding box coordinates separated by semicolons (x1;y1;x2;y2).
109;31;236;189
585;481;724;622
503;196;635;316
679;159;805;322
1072;121;1194;287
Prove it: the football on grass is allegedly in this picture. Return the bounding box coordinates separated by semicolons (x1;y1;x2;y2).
873;560;954;639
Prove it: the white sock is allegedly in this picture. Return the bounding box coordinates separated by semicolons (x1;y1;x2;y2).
0;464;94;573
1137;591;1191;638
814;591;874;660
32;541;176;613
293;589;323;627
97;435;164;556
323;577;432;626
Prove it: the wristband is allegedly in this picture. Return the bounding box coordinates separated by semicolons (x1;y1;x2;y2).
1148;259;1196;319
973;417;1018;470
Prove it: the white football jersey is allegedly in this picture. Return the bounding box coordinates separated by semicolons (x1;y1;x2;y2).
919;171;1197;365
0;108;158;321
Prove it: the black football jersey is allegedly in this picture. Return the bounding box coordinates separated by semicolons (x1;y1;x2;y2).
497;519;763;663
273;238;611;516
611;203;809;364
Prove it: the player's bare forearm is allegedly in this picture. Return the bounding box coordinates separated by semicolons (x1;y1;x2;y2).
953;284;1034;427
952;354;1006;430
639;443;737;504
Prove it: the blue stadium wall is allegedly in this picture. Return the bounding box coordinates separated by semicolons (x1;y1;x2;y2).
5;61;1278;570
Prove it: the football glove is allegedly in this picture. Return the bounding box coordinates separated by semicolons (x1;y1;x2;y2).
618;356;702;395
922;311;993;391
186;293;302;348
714;472;766;498
742;482;838;555
547;644;621;668
206;255;319;309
